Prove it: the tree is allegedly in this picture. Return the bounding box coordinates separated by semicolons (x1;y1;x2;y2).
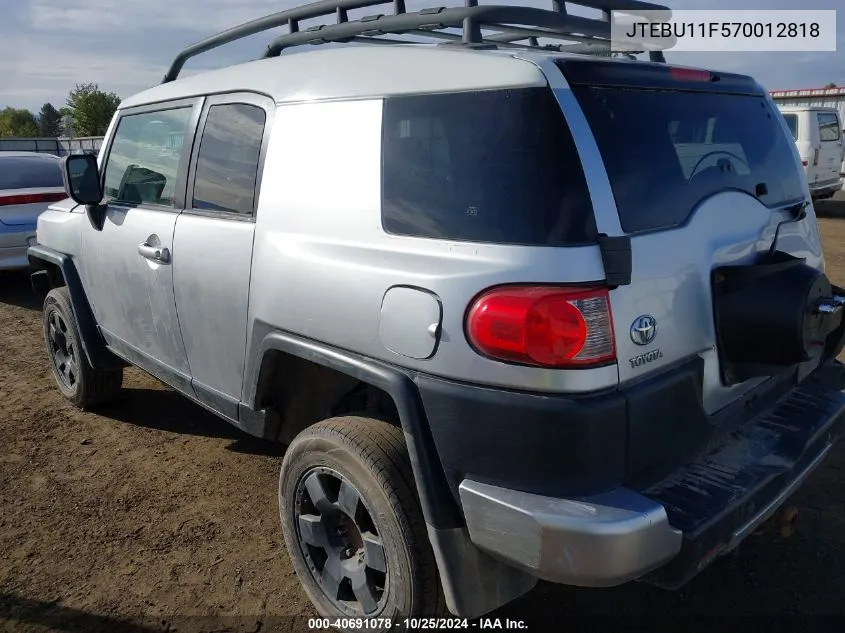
0;107;39;137
64;83;121;137
38;102;62;137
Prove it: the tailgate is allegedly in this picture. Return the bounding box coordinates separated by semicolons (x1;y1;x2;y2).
558;59;822;414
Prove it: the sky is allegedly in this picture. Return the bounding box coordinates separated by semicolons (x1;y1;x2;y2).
0;0;842;113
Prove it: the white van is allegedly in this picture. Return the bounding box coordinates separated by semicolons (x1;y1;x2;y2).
779;106;845;199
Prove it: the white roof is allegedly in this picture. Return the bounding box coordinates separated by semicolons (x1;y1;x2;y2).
120;44;550;109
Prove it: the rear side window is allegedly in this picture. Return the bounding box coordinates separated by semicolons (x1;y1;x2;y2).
0;156;63;190
571;87;805;233
818;112;841;142
381;88;596;246
782;113;799;140
192;103;266;216
103;107;193;207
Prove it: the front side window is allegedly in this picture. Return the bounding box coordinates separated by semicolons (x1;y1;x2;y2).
818;112;841;142
381;87;597;246
103;107;193;207
192;103;266;216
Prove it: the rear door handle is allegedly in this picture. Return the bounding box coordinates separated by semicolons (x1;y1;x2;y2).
138;242;171;264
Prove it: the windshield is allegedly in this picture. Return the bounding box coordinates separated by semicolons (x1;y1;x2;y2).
571;87;806;233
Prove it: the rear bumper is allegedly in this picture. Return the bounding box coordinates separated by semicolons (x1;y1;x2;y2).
0;224;36;270
809;177;844;198
418;351;845;590
453;360;845;588
459;480;682;586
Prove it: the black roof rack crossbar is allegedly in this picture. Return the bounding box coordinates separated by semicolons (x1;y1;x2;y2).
162;0;670;83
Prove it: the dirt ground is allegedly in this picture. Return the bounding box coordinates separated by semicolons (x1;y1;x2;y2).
3;208;845;632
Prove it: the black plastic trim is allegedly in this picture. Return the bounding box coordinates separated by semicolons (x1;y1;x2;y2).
244;326;462;530
643;360;845;589
597;234;632;287
26;245;126;372
192;380;240;420
99;328;195;397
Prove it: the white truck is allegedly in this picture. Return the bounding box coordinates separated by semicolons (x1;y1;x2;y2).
778;105;845;199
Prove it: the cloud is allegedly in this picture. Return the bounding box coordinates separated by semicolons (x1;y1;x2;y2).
1;0;842;112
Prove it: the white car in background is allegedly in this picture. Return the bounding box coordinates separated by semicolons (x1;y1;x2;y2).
0;152;67;271
779;106;845;199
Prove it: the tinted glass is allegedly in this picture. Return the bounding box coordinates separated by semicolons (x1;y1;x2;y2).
818;112;841;142
381;88;596;246
193;104;266;215
572;87;806;233
782;113;799;140
103;107;193;207
0;156;63;190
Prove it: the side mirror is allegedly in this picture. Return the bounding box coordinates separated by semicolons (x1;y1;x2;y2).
62;154;103;206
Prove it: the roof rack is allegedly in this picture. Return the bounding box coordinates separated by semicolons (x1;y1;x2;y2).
162;0;670;84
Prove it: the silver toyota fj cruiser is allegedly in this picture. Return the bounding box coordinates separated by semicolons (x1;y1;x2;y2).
27;0;845;629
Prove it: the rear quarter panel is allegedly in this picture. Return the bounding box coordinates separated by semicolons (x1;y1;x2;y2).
245;98;618;398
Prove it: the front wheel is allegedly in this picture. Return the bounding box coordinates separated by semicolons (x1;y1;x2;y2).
42;286;123;409
279;416;445;631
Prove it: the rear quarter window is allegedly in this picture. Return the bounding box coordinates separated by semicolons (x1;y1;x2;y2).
380;87;597;246
818;112;841;142
0;156;63;190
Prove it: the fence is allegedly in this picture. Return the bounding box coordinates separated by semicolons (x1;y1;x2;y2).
0;136;104;156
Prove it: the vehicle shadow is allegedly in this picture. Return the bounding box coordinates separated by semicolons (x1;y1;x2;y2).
0;270;40;311
93;387;284;458
0;593;160;633
814;192;845;218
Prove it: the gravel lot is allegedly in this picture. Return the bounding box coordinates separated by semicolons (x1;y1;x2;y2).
2;206;845;632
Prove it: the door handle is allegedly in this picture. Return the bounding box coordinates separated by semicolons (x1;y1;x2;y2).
138;242;171;264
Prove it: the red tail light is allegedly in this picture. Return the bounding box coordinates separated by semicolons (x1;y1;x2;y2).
0;192;66;207
465;285;616;368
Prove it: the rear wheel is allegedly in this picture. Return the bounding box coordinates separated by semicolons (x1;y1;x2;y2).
43;287;123;409
279;416;445;631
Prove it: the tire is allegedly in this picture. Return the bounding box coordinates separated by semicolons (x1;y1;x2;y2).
42;286;123;409
279;416;445;631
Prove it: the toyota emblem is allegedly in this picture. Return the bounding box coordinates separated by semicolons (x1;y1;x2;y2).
630;315;657;346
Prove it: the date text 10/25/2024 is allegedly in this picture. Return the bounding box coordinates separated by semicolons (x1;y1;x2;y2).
308;618;529;630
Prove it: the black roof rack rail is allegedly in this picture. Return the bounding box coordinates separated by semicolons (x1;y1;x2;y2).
162;0;670;84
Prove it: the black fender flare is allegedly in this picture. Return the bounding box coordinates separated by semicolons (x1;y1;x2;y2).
27;245;126;372
242;328;538;617
244;328;462;530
